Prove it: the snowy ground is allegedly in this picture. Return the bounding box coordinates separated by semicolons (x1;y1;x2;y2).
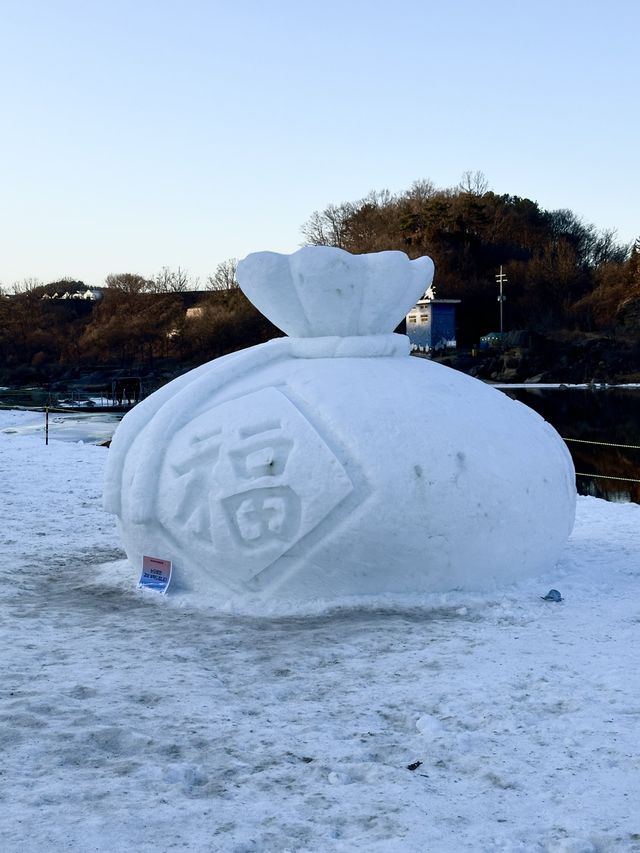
1;409;640;852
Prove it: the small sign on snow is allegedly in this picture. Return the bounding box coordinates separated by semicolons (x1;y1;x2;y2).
139;555;172;594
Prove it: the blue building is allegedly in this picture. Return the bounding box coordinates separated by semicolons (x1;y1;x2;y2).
405;297;460;351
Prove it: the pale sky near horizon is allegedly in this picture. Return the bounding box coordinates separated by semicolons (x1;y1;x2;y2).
1;0;638;288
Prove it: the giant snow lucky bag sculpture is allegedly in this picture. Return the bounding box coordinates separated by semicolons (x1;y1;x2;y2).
104;247;576;607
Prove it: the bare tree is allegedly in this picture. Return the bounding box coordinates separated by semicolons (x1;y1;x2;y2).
589;228;629;267
105;273;153;293
406;179;437;203
152;266;194;292
458;170;489;196
301;202;356;247
207;258;239;291
10;277;43;294
174;267;195;291
152;267;173;293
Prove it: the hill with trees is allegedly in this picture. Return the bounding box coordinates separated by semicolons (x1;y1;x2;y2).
0;266;280;389
301;173;638;346
300;174;640;383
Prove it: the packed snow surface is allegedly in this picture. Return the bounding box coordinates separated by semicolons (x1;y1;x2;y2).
2;411;639;851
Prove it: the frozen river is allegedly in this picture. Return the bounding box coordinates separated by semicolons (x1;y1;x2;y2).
0;410;121;445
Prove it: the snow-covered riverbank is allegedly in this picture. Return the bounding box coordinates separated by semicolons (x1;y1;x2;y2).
1;411;639;852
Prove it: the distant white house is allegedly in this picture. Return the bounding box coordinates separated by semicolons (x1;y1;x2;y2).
42;290;101;301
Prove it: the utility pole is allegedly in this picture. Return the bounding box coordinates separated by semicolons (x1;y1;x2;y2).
496;265;508;336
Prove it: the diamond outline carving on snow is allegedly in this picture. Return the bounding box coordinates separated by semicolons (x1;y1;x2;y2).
155;387;355;587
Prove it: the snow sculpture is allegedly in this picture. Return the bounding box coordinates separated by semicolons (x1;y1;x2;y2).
104;246;576;608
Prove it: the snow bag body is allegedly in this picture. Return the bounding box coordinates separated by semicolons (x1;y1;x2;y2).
104;247;576;607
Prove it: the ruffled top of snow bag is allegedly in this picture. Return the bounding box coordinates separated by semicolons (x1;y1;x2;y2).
236;246;434;338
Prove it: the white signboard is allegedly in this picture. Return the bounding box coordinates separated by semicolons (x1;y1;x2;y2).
139;555;172;594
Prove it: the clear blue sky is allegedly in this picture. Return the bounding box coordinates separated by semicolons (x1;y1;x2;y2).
1;0;638;287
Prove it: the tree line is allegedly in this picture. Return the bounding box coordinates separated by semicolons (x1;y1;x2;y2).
0;260;280;384
301;172;640;345
4;258;241;296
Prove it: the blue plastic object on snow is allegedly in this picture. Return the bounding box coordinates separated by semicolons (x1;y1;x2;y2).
541;589;563;602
